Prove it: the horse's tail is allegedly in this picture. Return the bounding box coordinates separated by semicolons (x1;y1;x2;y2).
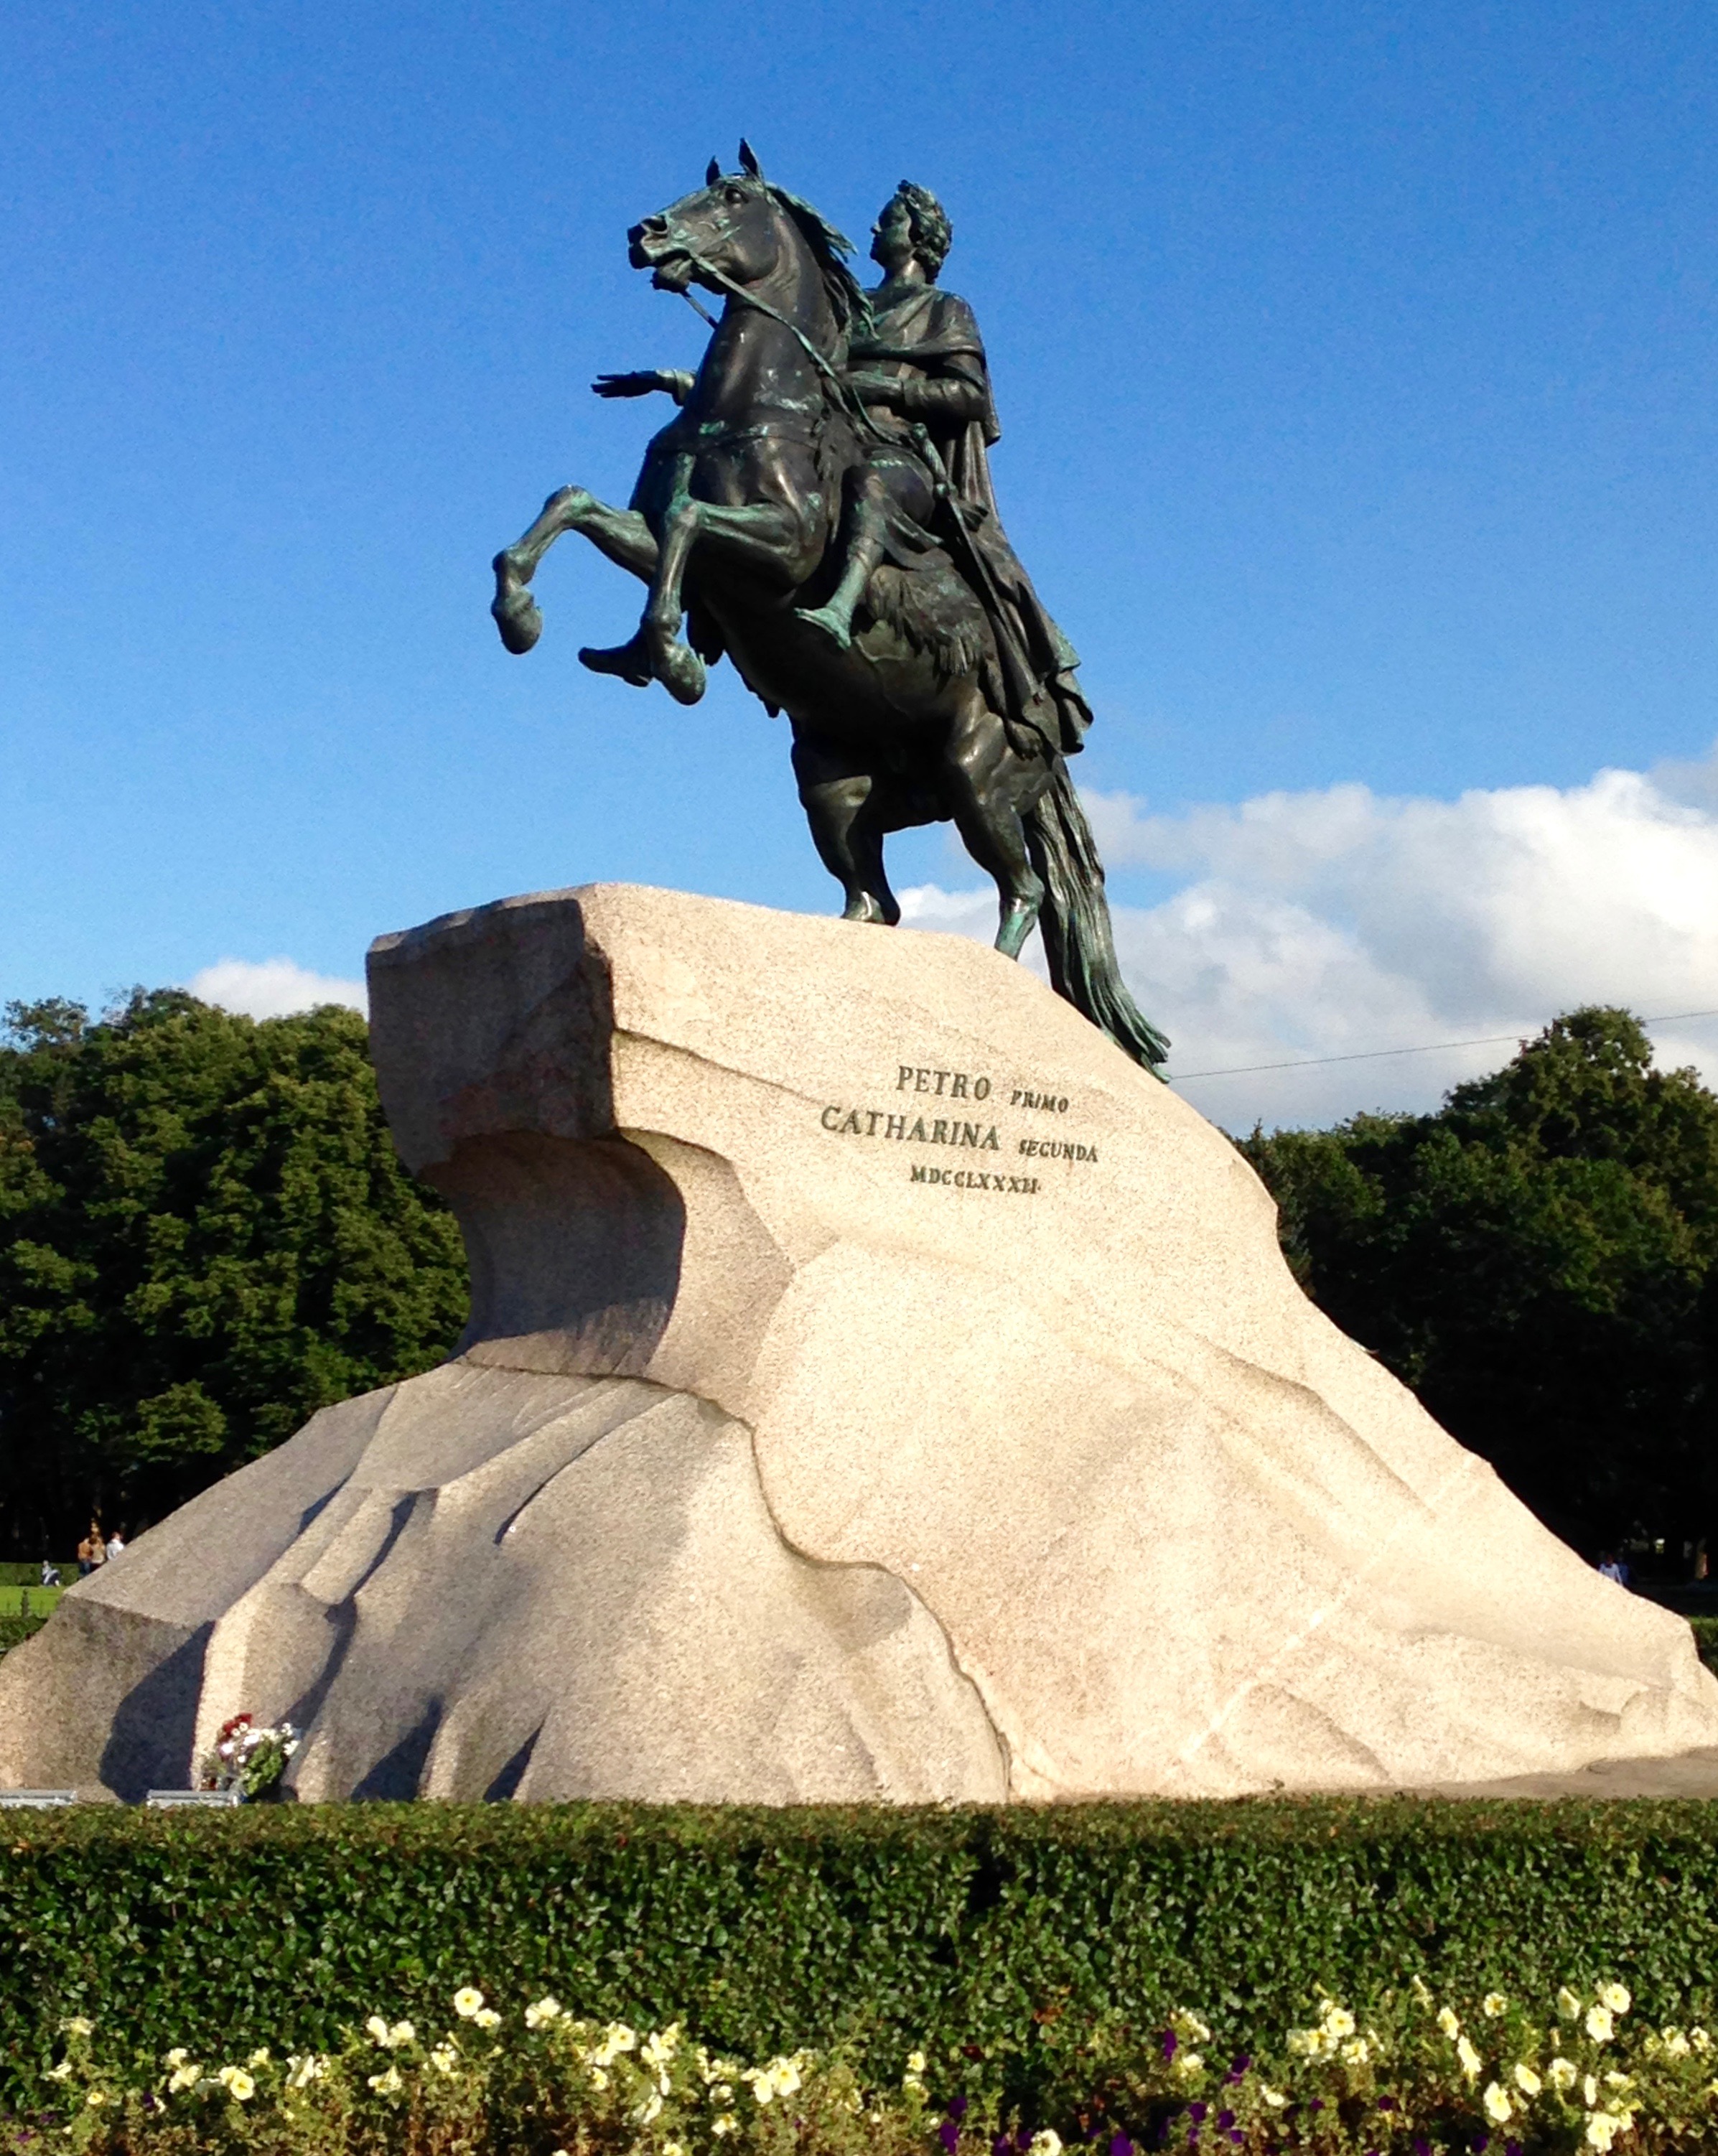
1025;762;1171;1078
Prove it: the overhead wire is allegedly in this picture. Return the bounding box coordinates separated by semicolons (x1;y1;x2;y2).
1173;1008;1718;1082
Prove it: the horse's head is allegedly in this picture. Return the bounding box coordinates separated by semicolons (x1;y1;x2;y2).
627;142;869;345
628;144;790;297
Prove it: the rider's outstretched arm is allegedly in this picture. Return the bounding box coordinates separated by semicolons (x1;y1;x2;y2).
592;370;696;405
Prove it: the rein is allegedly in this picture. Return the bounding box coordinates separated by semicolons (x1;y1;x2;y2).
670;238;888;444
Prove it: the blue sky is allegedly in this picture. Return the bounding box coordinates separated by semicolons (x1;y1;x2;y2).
6;1;1718;1124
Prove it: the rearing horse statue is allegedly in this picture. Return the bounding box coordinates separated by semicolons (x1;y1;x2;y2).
491;146;1170;1074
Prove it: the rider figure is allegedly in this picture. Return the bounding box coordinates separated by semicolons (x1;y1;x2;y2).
798;183;1093;760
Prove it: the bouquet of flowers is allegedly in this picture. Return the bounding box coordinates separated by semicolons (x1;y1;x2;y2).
197;1712;300;1800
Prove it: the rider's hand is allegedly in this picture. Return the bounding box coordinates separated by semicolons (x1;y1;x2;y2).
844;372;901;406
592;370;676;398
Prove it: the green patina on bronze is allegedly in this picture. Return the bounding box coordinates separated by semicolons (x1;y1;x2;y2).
492;144;1168;1073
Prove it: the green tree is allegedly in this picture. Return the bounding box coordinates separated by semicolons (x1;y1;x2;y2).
0;990;468;1555
1241;1007;1718;1560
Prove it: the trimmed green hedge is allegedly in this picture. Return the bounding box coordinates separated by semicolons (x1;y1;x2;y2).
1691;1614;1718;1674
3;1801;1718;2117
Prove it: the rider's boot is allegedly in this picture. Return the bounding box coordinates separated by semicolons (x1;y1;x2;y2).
578;632;656;688
797;536;884;651
579;624;708;705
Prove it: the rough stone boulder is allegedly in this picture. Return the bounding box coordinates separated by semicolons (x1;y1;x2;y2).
4;883;1716;1802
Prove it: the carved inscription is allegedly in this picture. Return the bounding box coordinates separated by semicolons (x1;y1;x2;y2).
820;1055;1102;1195
897;1064;991;1099
821;1106;1002;1149
911;1166;1040;1193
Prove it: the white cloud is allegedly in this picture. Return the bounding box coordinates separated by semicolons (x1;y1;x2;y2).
900;746;1718;1131
187;957;367;1020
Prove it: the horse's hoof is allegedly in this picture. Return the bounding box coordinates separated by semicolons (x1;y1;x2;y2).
841;896;891;925
795;603;854;652
578;637;654;688
656;640;708;706
491;587;543;655
995;896;1042;961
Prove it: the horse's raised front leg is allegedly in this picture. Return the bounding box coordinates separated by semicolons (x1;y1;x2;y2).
492;487;659;655
582;498;814;707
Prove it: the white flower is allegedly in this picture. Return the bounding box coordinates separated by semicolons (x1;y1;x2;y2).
1513;2062;1542;2095
1410;1975;1434;2005
1028;2135;1063;2156
906;2050;927;2074
642;2025;681;2066
247;2048;271;2068
1260;2084;1289;2109
429;2044;459;2074
1172;2052;1204;2077
664;2143;686;2156
1692;2027;1712;2052
473;2008;500;2032
1483;2082;1513;2124
1559;1988;1583;2021
368;2066;403;2095
1597;1982;1631;2016
1322;2005;1356;2039
167;2064;200;2093
1482;1993;1508;2018
1585;2005;1615;2043
452;1987;485;2019
526;1998;564;2030
638;2093;664;2125
60;2017;93;2038
286;2055;326;2089
1340;2038;1369;2066
163;2048;188;2068
1437;2007;1461;2038
1172;2010;1213;2042
589;2067;610;2091
84;2091;108;2109
365;2016;391;2045
1584;2075;1600;2107
769;2059;802;2099
712;2118;737;2138
1663;2027;1692;2056
387;2022;414;2048
1457;2035;1482;2078
47;2062;73;2083
1586;2114;1621;2152
1604;2071;1631;2089
218;2067;256;2101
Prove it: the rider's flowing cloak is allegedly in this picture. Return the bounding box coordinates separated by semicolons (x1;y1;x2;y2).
850;284;1093;760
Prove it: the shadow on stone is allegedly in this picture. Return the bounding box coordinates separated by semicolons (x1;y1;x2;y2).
484;1726;541;1801
99;1623;213;1802
353;1701;443;1798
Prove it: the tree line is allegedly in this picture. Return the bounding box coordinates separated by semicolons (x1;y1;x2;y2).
1241;1006;1718;1569
1;990;1712;1568
0;990;467;1555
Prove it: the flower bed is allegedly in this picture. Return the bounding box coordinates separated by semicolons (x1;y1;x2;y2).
19;1974;1718;2154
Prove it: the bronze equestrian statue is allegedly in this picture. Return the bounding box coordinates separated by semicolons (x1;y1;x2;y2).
491;144;1170;1073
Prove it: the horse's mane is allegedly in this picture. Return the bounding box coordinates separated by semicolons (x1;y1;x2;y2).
742;176;872;342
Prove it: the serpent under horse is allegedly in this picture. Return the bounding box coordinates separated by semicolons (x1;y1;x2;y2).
491;148;1170;1073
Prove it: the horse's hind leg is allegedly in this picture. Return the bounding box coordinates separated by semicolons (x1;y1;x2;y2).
942;689;1047;958
792;737;901;926
492;487;659;655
